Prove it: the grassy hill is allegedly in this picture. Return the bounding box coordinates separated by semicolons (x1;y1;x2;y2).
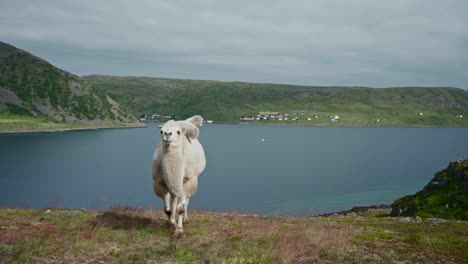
84;75;468;126
0;41;140;132
0;207;466;263
392;159;468;220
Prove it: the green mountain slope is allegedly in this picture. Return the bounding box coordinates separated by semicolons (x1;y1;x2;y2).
84;75;468;126
392;159;468;220
0;41;134;124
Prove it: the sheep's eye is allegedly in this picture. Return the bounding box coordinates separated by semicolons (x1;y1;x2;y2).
160;130;163;134
177;130;181;135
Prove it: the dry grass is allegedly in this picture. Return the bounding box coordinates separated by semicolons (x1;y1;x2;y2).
0;208;467;263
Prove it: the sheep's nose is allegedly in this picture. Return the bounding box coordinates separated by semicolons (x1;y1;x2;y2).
164;132;172;136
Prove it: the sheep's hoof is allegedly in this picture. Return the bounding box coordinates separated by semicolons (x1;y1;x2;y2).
169;219;177;228
172;228;185;238
183;218;189;224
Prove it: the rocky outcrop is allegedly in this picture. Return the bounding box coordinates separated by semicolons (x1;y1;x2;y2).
391;159;468;220
0;87;24;107
320;204;391;217
0;41;135;124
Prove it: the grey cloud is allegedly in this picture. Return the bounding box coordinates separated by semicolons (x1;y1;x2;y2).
0;0;467;88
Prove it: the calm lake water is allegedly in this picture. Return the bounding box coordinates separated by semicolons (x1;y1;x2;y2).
1;123;468;216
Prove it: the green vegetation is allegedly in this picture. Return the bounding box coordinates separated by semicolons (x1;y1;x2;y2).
0;41;136;130
0;207;466;263
392;159;468;220
0;114;143;133
84;75;468;126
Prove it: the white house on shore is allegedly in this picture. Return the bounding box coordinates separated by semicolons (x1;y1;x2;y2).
240;116;255;121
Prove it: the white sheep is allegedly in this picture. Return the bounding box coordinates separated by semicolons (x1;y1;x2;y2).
152;115;206;236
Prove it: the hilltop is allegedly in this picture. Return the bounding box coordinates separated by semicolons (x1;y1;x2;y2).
84;75;468;126
0;41;141;132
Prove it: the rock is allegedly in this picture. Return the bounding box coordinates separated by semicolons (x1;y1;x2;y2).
415;216;422;222
395;217;413;222
391;203;416;217
44;209;52;214
429;177;449;190
321;204;391;217
1;226;19;230
425;218;447;223
66;210;83;215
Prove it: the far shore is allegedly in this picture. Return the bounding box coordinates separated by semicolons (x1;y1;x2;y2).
2;120;467;134
234;122;468;128
146;120;468;128
0;123;147;134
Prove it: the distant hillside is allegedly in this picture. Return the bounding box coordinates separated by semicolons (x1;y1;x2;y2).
392;159;468;220
84;75;468;126
0;41;134;124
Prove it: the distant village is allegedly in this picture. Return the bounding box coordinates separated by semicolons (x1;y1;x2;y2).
138;111;464;123
240;111;341;122
139;113;172;122
240;111;465;123
139;113;213;123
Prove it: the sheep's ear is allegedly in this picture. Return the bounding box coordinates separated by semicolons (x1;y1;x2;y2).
179;121;199;139
158;124;163;128
185;115;203;127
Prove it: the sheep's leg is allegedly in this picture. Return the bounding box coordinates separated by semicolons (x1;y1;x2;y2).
163;192;172;220
175;210;184;236
183;198;190;223
182;175;197;224
172;195;187;236
170;197;178;228
177;195;187;215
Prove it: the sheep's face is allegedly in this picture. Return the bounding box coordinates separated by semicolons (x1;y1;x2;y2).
159;121;182;143
158;119;200;145
159;120;182;143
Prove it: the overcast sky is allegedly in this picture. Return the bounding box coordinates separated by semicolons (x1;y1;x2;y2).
0;0;467;88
